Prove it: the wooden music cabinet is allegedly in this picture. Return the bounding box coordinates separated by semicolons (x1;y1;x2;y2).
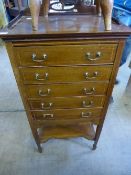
0;14;131;153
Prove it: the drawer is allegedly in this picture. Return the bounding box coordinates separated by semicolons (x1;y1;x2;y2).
31;108;102;120
29;96;105;110
25;82;108;98
14;44;117;66
20;66;113;84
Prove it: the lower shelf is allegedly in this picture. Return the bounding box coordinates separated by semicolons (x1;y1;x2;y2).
38;123;95;143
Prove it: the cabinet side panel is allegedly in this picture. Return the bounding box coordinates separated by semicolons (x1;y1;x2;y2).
93;39;126;148
5;42;42;151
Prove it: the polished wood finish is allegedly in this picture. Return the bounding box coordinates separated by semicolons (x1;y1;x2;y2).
38;123;96;142
0;14;131;153
32;108;102;120
93;39;126;150
1;16;131;39
20;66;113;83
14;43;117;66
29;96;105;109
25;82;109;98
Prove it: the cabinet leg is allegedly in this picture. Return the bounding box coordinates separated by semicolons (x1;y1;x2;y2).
32;130;43;153
100;0;114;31
92;143;97;150
29;0;41;31
37;143;42;153
92;123;103;150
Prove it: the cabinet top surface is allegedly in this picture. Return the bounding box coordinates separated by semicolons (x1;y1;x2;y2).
0;15;131;40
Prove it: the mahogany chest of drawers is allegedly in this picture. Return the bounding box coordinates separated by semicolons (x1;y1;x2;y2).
0;15;131;153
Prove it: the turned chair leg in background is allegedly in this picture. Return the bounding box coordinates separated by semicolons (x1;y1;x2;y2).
96;0;102;16
43;0;50;17
100;0;114;31
29;0;41;31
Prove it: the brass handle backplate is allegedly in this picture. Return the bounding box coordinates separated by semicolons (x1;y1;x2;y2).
32;53;48;62
85;51;101;61
84;71;98;80
38;89;51;96
81;112;92;118
82;100;94;108
41;102;53;109
83;87;96;95
43;114;54;119
35;73;48;81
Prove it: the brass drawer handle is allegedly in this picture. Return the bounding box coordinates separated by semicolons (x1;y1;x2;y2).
32;53;48;62
41;102;53;109
38;89;51;96
35;73;48;81
82;100;94;108
85;51;101;61
84;71;98;80
81;112;92;118
43;114;54;119
83;87;95;95
96;51;101;58
85;52;91;59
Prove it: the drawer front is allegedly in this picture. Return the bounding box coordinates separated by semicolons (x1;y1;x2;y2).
32;108;102;120
25;82;108;98
20;66;113;84
15;44;117;66
29;96;105;110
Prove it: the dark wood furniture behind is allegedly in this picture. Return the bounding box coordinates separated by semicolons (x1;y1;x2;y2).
0;13;131;153
5;0;28;18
